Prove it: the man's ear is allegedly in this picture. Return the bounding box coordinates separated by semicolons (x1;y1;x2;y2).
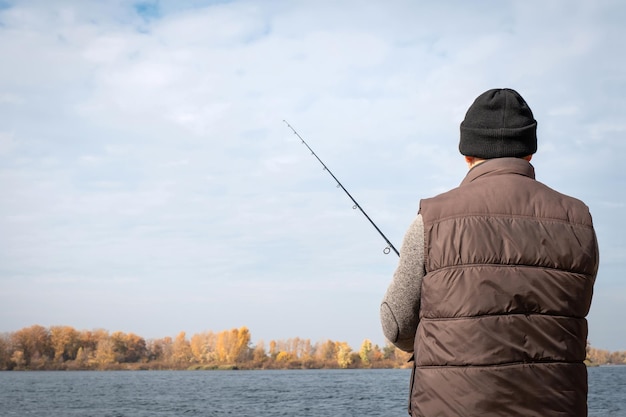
523;155;533;162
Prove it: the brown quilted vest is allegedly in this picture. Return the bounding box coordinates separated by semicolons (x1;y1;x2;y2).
412;158;598;417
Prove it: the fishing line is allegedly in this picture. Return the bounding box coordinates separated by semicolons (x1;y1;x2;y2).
283;120;399;256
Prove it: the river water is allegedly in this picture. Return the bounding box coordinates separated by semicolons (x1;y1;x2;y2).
0;367;624;416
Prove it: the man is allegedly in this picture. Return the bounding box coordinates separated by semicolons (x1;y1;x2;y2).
380;88;599;416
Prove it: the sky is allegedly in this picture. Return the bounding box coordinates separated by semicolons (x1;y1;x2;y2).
1;0;625;352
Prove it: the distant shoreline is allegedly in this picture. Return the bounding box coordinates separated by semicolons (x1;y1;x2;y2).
2;324;622;371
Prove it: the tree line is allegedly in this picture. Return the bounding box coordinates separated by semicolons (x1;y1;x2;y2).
0;324;412;371
586;344;626;366
1;325;622;371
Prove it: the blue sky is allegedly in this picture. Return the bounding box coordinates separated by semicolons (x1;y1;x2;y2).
1;0;624;351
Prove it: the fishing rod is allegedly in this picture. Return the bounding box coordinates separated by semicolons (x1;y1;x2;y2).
283;120;399;256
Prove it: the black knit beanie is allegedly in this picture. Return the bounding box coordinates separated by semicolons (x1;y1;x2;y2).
459;88;537;158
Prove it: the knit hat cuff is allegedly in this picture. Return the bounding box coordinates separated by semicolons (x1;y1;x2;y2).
459;122;537;158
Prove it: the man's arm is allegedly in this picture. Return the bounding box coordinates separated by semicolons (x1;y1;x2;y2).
380;214;425;352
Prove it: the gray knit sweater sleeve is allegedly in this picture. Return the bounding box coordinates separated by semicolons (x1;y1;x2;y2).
380;214;425;352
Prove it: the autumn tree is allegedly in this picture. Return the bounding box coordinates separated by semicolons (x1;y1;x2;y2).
359;339;373;367
190;331;217;364
382;342;397;360
336;342;353;369
78;330;99;356
108;331;147;363
148;336;173;365
93;332;116;368
50;326;81;363
126;333;147;363
252;340;267;365
284;337;313;360
268;339;290;360
171;332;193;367
215;327;251;364
369;344;384;363
10;325;52;369
316;340;337;366
275;351;292;363
231;327;251;363
75;329;109;368
268;340;278;359
74;346;89;369
300;339;314;361
11;350;26;369
0;333;11;370
110;331;128;363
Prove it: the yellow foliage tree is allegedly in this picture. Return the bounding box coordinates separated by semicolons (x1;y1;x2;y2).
171;332;192;366
336;342;352;369
359;339;373;367
215;326;251;363
11;324;52;368
275;351;292;362
232;326;251;362
50;326;80;362
268;340;278;359
190;331;216;364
